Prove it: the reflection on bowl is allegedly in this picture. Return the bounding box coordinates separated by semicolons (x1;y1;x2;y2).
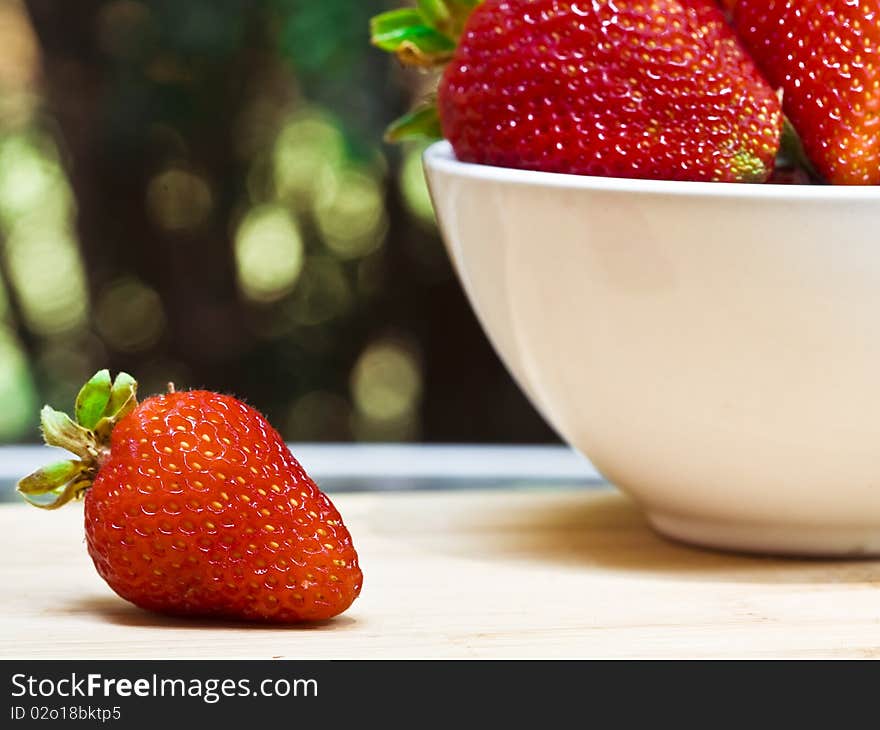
424;140;880;557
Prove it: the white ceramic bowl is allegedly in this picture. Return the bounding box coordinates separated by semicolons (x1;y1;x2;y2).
424;140;880;557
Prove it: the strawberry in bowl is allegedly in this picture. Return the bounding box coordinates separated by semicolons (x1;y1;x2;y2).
373;1;880;556
733;0;880;185
374;0;783;181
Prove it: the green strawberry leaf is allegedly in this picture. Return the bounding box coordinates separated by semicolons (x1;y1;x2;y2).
371;8;423;41
422;0;481;39
372;22;455;54
371;9;456;66
371;9;453;49
17;460;82;496
94;372;139;441
417;0;452;27
40;406;96;459
105;371;137;420
385;104;442;143
18;476;91;510
75;369;112;430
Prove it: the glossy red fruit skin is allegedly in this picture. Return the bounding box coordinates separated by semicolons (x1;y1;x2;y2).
438;0;782;182
734;1;880;185
84;391;362;622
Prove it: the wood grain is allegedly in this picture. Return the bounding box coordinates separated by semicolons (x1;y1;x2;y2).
3;488;880;658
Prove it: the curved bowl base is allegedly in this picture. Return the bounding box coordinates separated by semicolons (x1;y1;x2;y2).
647;510;880;558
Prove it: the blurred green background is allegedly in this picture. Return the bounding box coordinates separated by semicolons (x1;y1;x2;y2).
0;0;555;444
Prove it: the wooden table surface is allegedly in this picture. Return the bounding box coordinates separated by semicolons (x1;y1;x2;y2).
3;487;880;659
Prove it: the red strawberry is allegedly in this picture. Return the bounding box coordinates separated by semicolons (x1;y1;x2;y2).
733;1;880;185
18;371;362;623
373;0;782;182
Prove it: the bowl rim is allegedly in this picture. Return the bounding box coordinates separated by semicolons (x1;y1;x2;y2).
423;140;880;201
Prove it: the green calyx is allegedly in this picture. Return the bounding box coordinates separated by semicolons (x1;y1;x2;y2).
17;370;138;510
370;0;482;142
384;102;442;144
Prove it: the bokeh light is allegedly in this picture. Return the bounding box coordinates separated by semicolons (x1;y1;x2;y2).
315;166;388;260
350;338;423;441
285;255;352;326
272;109;347;206
234;203;305;302
0;134;88;338
399;143;436;225
146;167;214;232
0;133;72;229
286;390;352;441
95;277;166;352
4;220;89;335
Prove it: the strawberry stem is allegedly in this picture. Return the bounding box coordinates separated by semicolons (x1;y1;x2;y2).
371;0;482;142
18;370;139;510
778;116;824;183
